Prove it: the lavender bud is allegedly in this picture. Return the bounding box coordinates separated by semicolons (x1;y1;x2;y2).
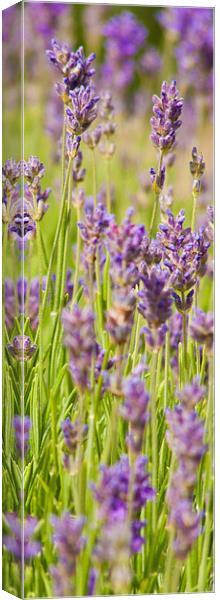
7;335;37;361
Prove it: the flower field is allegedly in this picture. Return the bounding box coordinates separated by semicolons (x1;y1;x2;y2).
2;3;214;598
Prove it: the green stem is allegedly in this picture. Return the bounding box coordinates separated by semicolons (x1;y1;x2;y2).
150;350;158;532
191;192;197;231
36;220;44;417
40;156;73;319
164;327;170;409
92;149;97;208
73;200;82;304
149;149;164;237
50;389;59;474
61;111;66;191
106;158;111;213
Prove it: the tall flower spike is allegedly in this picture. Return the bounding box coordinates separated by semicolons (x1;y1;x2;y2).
7;335;37;361
190;309;214;352
62;304;96;389
138;265;173;328
3;513;41;561
50;513;86;596
150;80;183;151
13;416;32;457
66;85;99;136
120;374;150;454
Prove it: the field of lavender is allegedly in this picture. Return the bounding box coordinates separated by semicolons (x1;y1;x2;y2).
2;3;214;598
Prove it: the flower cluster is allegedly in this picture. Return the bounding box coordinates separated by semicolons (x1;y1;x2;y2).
13;415;32;457
166;379;207;559
190;309;214;353
160;8;213;98
78;201;111;266
102;12;147;93
7;335;37;362
3;513;41;561
157;209;209;312
61;418;88;471
138;265;172;350
92;455;155;557
50;513;86;596
62;304;96;389
150;80;183;151
120;374;150;454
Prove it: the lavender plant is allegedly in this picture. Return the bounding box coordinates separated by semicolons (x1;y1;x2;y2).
2;5;213;598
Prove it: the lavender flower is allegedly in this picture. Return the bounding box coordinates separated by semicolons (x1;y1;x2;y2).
7;335;37;361
50;513;86;596
158;9;213;98
65;85;99;136
166;381;207;559
3;513;41;560
61;418;88;471
72;149;86;184
62;305;96;389
190;309;214;352
106;288;136;346
138;266;172;329
102;12;147;93
8;196;36;243
140;48;162;76
150;80;183;151
92;454;154;554
106;208;145;288
120;375;150;454
78;201;111;265
98;91;116;159
47;40;96;99
157;210;210;299
141;323;167;352
13;416;32;457
176;377;206;409
82;125;102;150
190;147;205;196
95;520;132;594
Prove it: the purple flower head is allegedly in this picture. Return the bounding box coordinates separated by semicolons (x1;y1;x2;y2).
7;335;37;362
94;520;132;593
190;309;213;352
3;513;41;561
50;512;86;596
166;405;207;468
46;40;96;94
92;454;154;554
120;375;150;454
72;149;86;184
79;201;112;266
140;48;162;76
141;323;167;352
61;418;88;468
23;156;45;189
176;377;206;410
102;12;147;93
106;288;136;346
138;265;173;328
157;210;209;294
66;85;100;135
106;209;146;286
150;80;183;151
62;304;96;389
149;165;166;192
13;416;32;457
28;3;69;40
82;124;102;150
88;567;98;596
66;133;81;160
93;455;155;521
8;196;36;243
